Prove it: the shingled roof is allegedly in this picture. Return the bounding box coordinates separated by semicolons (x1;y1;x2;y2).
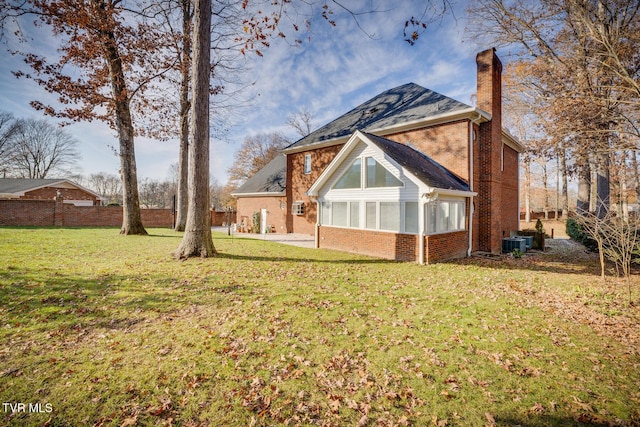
285;83;473;152
232;155;286;196
363;133;469;192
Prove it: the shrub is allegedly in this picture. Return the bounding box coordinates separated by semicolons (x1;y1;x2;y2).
566;218;598;251
252;211;261;234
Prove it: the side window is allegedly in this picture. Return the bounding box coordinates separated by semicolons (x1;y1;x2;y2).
303;154;312;175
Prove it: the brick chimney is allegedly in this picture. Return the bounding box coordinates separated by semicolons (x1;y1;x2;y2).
476;48;503;254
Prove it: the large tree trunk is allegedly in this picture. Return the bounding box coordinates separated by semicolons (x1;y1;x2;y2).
632;149;640;205
174;0;192;232
523;152;531;223
595;150;610;219
174;0;216;258
96;1;146;236
560;146;568;219
577;159;590;215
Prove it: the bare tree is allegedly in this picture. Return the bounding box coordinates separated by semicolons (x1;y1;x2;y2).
6;118;79;178
0;111;19;176
287;108;314;138
87;172;122;205
227;132;290;188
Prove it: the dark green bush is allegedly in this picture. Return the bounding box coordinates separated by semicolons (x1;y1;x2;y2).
565;218;600;252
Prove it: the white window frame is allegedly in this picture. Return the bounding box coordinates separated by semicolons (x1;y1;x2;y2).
303;154;312;175
292;201;305;215
426;199;466;235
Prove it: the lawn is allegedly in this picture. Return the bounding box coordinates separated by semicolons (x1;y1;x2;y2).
0;227;639;426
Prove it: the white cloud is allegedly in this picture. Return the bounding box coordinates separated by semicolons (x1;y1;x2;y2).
1;0;495;187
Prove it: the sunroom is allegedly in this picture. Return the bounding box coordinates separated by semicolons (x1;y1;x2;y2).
307;131;476;263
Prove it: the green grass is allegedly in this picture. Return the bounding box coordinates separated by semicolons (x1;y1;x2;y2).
0;228;639;426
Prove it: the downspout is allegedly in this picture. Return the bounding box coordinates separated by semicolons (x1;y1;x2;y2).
418;199;425;265
310;196;320;249
468;113;483;257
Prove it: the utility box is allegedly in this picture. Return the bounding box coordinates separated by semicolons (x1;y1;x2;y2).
502;238;526;253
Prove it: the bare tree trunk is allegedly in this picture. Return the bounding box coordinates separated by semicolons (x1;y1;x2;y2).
95;1;146;236
632;149;640;205
577;160;590;215
560;145;568;218
174;0;215;258
175;0;192;232
524;152;531;223
589;155;597;213
620;151;629;222
541;160;549;220
595;150;610;219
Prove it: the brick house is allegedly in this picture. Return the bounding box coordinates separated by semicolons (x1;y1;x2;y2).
233;48;522;262
0;178;103;206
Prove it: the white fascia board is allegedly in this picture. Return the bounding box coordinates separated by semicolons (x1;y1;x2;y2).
502;129;525;153
231;191;285;198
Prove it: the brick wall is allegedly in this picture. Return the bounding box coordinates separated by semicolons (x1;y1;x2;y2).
501;145;520;236
211;210;237;227
476;48;504;254
424;230;469;263
236;196;287;233
0;199;172;227
287;145;344;235
318;226;469;263
386;120;470;181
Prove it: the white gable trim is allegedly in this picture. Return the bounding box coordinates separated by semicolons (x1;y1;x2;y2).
307;130;476;199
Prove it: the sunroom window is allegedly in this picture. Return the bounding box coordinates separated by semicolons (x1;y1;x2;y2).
366;157;402;188
427;200;466;234
333;158;361;189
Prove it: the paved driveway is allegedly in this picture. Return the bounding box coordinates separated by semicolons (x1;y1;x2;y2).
212;226;315;248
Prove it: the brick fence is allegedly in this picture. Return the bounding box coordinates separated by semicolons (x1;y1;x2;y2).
0;199;239;228
0;199;171;227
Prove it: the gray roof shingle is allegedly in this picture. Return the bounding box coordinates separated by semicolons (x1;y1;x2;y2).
232;155;286;195
286;83;471;151
363;132;470;192
0;178;67;194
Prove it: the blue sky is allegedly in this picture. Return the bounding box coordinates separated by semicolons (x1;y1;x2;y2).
0;0;497;185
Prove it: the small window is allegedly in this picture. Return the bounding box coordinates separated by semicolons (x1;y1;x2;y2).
292;201;305;215
303;154;312;175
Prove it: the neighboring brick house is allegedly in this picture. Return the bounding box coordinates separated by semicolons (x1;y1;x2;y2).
233;48;523;262
0;178;103;206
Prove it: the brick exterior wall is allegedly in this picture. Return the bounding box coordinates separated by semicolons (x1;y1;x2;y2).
476;48;504;254
287;145;344;235
20;186;100;205
318;226;469;263
0;199;172;227
386;120;470;181
424;231;469;263
236;196;287;233
502;145;520;236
